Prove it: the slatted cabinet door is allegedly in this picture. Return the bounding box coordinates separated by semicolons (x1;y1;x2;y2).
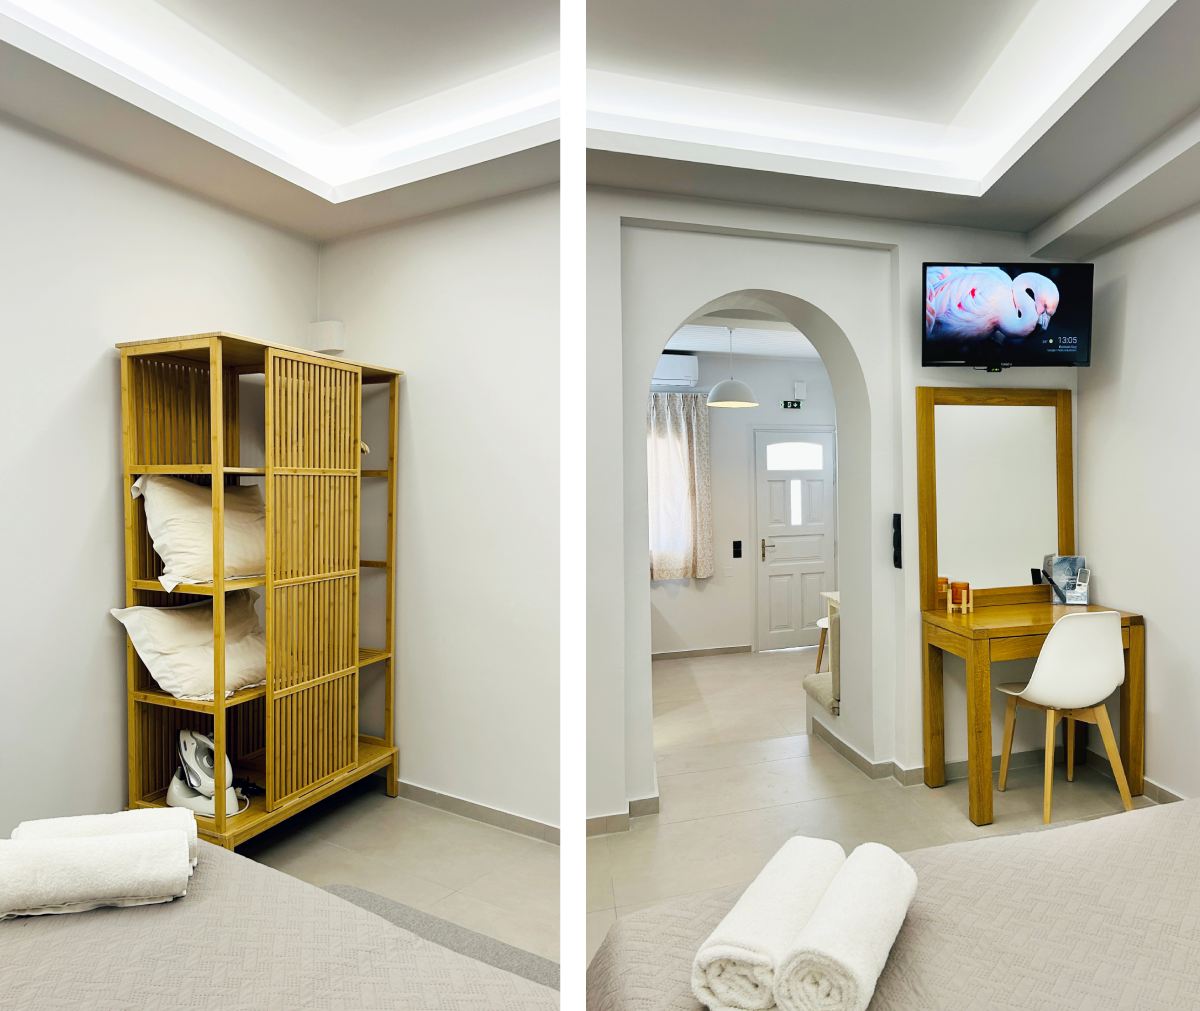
264;348;361;809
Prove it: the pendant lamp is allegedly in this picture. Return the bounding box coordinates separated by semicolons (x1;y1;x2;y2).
707;327;758;408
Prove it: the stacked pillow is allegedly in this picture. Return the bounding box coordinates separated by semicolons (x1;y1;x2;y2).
117;475;268;700
111;591;266;700
132;474;265;591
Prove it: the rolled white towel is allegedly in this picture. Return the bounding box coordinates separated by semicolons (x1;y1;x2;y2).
774;843;917;1011
12;808;199;869
0;831;191;919
692;837;846;1011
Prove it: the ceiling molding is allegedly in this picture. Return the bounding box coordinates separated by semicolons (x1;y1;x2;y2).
588;0;1200;261
1029;105;1200;258
588;0;1176;200
0;1;558;203
0;37;558;242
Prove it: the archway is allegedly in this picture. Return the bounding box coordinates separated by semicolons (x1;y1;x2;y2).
648;288;873;715
637;288;873;770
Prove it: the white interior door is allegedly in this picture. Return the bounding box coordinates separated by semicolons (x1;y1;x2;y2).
755;430;837;651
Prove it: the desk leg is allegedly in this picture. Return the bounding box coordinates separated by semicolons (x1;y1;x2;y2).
922;625;945;788
965;639;994;826
1120;623;1146;796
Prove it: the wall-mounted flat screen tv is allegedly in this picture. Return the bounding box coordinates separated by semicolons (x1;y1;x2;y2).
923;262;1093;370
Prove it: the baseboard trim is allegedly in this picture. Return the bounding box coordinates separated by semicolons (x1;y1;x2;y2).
813;721;1070;788
1081;753;1183;804
651;645;752;661
893;748;1181;804
586;813;628;836
629;795;661;817
896;746;1072;785
394;781;559;844
586;794;661;836
809;719;892;780
1143;779;1183;804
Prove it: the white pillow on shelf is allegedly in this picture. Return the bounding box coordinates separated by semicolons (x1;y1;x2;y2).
132;475;265;591
110;591;266;700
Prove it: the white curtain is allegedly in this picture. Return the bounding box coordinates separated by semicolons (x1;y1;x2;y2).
647;392;714;581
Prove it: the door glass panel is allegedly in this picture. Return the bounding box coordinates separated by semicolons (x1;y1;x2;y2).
790;480;803;525
767;441;823;471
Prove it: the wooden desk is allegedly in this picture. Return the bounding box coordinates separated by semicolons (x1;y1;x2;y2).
922;602;1145;826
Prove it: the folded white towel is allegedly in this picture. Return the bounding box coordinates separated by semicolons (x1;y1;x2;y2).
12;808;199;869
692;837;847;1011
774;843;917;1011
0;831;191;919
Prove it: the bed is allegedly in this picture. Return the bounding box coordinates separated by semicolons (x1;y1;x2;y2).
1;841;557;1010
587;800;1200;1010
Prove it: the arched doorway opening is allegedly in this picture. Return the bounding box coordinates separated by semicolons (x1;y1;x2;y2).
639;287;873;786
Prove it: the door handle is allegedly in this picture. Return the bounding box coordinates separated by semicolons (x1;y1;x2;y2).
761;538;775;560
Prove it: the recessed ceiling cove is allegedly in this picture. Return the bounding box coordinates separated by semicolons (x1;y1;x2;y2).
588;0;1174;196
0;0;559;202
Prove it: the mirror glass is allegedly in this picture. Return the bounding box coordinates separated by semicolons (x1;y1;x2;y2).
934;404;1058;589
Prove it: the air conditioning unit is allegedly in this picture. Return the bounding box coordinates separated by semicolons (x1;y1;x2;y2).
652;353;699;388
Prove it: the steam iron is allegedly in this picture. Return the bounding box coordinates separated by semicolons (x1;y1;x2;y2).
168;729;248;816
166;770;245;817
178;728;222;796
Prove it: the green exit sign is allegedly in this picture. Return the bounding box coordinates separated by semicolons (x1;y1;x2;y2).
780;400;805;409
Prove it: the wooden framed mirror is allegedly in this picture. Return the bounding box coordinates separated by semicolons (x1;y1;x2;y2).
916;387;1074;612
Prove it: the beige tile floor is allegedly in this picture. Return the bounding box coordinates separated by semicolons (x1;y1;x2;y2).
587;647;1151;963
240;777;559;961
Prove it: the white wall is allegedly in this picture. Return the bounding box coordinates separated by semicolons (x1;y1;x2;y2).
587;187;1078;818
650;353;837;654
0;117;318;834
1077;204;1200;799
587;198;629;821
0;118;560;834
317;187;560;828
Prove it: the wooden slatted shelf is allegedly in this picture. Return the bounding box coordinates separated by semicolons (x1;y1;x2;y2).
125;464;267;476
358;646;391;667
131;736;397;849
132;684;267;713
117;333;402;850
131;576;266;595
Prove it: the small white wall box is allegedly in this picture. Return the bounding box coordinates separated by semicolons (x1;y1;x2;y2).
308;320;345;355
781;380;807;409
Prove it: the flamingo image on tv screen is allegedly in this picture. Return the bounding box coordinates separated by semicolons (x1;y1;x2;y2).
922;262;1093;369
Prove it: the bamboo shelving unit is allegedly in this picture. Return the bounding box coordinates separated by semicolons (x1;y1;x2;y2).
116;333;401;849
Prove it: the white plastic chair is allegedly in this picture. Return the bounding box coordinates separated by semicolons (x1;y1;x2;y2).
996;610;1133;824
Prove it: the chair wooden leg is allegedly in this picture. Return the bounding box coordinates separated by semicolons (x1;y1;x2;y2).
814;626;826;673
1066;716;1076;782
998;697;1017;792
1043;709;1058;824
1094;704;1134;812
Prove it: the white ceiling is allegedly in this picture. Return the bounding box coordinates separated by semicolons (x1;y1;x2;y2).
157;0;558;126
591;0;1039;126
589;0;1200;257
0;0;558;236
6;0;1200;254
589;0;1173;195
666;321;819;360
